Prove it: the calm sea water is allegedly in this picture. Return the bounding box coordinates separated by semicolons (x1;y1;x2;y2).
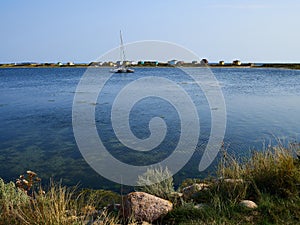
0;67;299;190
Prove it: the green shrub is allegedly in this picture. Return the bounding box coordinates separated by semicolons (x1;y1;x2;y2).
136;166;175;200
0;178;29;223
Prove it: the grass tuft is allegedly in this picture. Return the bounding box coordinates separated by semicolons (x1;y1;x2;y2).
136;166;175;200
246;146;300;197
0;177;121;225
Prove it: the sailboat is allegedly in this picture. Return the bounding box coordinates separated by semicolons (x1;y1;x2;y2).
111;31;134;73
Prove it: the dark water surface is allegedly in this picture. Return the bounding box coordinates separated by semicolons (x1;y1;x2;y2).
0;67;299;190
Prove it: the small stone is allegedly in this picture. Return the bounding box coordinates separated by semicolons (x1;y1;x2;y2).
222;178;244;183
194;203;206;209
239;200;258;209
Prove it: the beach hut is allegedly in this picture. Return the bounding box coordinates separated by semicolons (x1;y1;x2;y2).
232;60;241;66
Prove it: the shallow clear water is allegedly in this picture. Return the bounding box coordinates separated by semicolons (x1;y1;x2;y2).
0;67;299;190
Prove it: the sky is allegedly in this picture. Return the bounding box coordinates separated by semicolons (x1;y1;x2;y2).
1;0;300;63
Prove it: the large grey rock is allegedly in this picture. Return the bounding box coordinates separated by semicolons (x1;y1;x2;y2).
121;192;173;222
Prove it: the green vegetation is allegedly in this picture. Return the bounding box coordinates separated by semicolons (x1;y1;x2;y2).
1;144;300;224
0;178;29;223
163;145;300;224
136;166;175;200
259;63;300;70
0;172;120;225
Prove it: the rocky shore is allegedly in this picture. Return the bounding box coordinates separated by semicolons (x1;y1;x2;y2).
1;145;300;224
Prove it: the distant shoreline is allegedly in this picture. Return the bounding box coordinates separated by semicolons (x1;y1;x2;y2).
1;63;300;70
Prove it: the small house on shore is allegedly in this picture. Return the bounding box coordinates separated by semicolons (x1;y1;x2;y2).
168;59;178;66
176;61;184;66
67;62;75;66
102;61;115;67
232;60;241;66
219;61;225;66
200;59;208;65
89;62;103;67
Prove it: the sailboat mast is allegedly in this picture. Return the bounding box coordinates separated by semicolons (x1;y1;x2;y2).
120;30;126;64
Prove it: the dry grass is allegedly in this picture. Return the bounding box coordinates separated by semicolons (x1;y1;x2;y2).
217;144;300;198
245;146;300;197
0;179;121;225
17;181;76;224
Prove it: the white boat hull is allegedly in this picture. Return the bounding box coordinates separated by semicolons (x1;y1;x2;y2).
111;67;134;73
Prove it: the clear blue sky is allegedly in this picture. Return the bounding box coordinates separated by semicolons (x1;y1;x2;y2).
1;0;300;63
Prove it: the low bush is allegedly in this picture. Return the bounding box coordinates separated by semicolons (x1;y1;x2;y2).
246;146;300;197
0;178;29;224
136;166;175;200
